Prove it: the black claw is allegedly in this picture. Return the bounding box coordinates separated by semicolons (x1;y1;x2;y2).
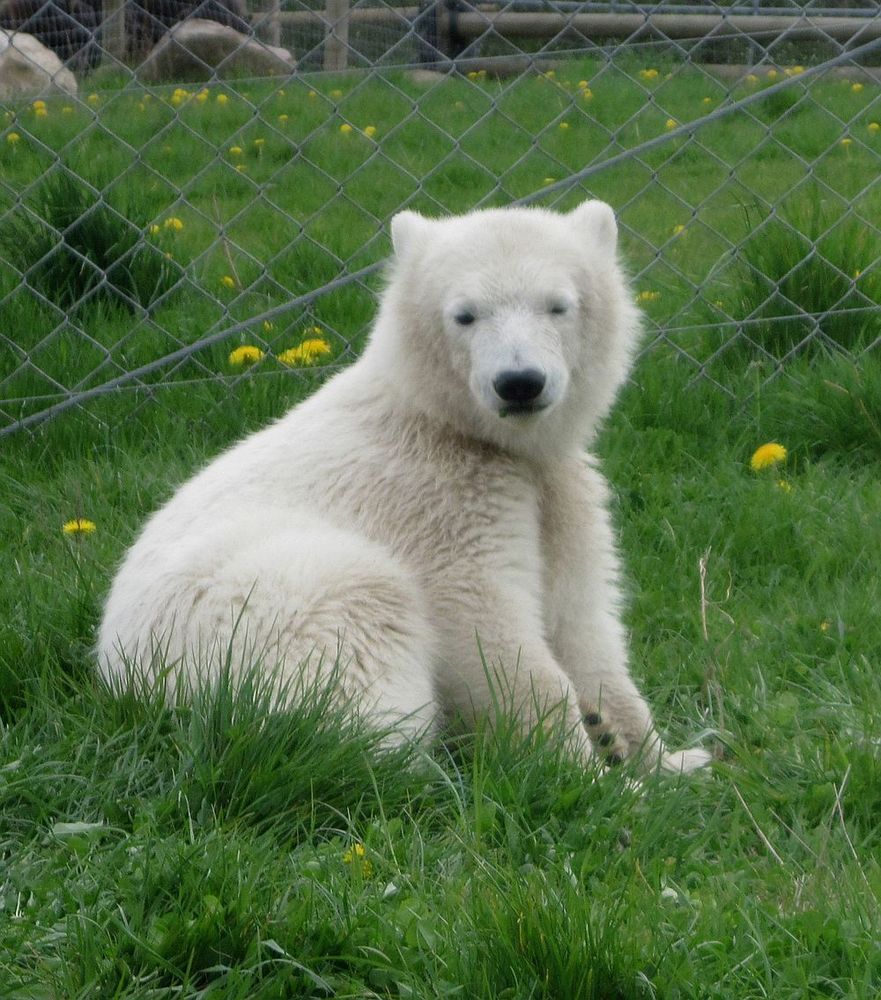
584;712;602;727
597;732;615;748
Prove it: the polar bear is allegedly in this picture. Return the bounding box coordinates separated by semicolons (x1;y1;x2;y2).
98;200;710;773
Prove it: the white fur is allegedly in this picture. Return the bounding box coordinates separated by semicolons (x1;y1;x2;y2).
98;201;710;771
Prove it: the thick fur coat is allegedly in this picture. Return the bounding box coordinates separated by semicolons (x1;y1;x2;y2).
98;200;709;771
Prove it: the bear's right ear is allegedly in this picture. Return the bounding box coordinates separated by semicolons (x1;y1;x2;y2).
390;210;433;258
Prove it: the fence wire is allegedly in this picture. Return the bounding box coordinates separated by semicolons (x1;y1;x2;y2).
2;0;881;436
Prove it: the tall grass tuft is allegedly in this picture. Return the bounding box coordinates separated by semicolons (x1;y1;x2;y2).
711;195;881;362
0;169;180;313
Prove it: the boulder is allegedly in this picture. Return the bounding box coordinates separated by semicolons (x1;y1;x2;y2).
0;28;77;99
138;17;294;82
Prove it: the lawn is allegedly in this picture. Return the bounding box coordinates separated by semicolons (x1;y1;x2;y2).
2;57;881;998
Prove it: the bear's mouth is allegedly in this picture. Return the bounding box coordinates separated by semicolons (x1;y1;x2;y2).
497;401;549;418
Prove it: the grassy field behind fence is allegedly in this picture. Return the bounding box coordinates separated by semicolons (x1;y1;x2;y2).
2;60;881;997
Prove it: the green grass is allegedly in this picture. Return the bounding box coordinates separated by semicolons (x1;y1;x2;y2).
3;59;881;427
3;59;881;998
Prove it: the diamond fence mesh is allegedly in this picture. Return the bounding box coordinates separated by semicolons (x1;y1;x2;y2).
2;0;881;436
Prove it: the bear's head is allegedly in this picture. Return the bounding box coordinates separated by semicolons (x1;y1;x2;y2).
365;200;642;459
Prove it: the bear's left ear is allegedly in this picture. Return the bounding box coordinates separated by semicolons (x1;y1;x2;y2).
390;210;433;259
568;200;618;254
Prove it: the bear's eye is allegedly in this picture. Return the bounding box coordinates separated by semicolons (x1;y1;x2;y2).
549;302;569;316
454;311;476;326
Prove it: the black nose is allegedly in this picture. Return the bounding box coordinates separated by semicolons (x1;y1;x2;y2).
492;368;546;404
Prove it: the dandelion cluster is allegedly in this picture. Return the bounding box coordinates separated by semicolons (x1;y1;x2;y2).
278;337;332;366
342;842;373;878
6;132;20;145
636;290;661;304
638;68;659;82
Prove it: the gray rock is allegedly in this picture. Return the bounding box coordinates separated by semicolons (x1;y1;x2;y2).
0;28;77;99
138;17;294;82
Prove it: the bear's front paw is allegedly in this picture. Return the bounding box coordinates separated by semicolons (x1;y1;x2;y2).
582;710;627;766
658;747;713;773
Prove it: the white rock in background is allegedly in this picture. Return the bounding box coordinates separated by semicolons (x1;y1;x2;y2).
138;18;294;82
0;29;78;100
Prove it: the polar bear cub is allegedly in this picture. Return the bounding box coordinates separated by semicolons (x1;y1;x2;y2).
98;200;710;772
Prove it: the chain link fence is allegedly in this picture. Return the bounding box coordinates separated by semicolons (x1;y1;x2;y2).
2;0;881;435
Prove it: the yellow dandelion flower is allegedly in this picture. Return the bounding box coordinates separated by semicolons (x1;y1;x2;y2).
558;121;570;130
278;338;332;366
868;122;880;134
253;138;265;147
34;107;48;118
235;164;247;173
542;177;555;186
308;90;317;99
854;269;862;279
229;145;243;156
577;79;589;89
638;68;659;81
665;117;677;130
62;106;74;114
581;87;593;100
636;290;661;304
841;137;853;147
228;344;263;366
62;518;96;535
672;223;686;236
278;113;289;124
262;320;274;333
163;217;184;231
766;69;778;80
220;275;237;289
784;65;805;76
148;223;161;236
196;89;209;103
339;123;353;135
364;125;377;138
342;842;373;878
819;620;830;633
6;132;20;145
544;70;556;79
851;82;864;93
702;96;714;104
138;101;147;112
467;70;479;81
750;442;787;472
477;69;486;78
216;93;229;105
330;88;343;98
32;99;46;111
745;74;758;84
